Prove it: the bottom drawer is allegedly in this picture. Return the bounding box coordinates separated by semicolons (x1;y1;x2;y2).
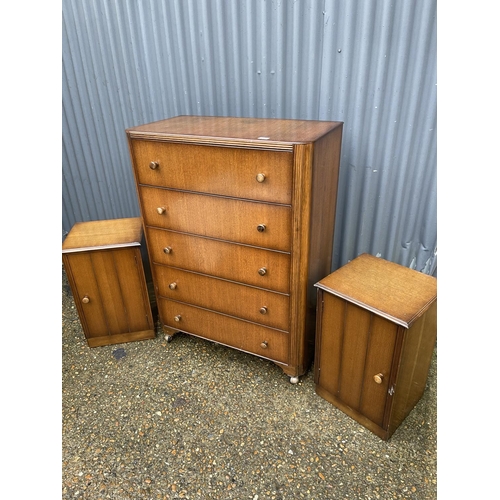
158;297;289;365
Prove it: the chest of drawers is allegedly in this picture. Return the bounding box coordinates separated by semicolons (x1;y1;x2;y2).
62;218;155;347
314;254;437;439
126;116;343;382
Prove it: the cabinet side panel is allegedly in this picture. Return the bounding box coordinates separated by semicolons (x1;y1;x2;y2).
63;253;109;338
316;292;345;396
90;251;130;335
389;301;437;435
114;248;154;333
338;303;372;410
359;316;398;427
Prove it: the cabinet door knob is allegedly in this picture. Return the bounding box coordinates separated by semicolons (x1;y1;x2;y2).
257;224;266;233
260;306;268;315
163;246;172;254
149;161;159;170
260;341;268;349
174;315;182;322
258;267;267;276
256;173;266;183
82;295;90;304
169;282;177;290
157;207;166;215
373;373;384;384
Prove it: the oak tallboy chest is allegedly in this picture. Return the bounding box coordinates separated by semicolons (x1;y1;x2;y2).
126;116;343;382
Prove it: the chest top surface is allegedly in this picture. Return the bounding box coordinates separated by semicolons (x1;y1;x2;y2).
126;115;342;145
62;217;143;254
315;253;437;328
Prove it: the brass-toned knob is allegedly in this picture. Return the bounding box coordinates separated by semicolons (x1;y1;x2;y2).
157;207;166;215
260;341;268;349
169;282;177;290
149;161;159;170
373;373;384;384
256;173;266;183
259;306;268;315
82;295;90;304
163;246;172;254
174;315;181;322
257;224;266;233
258;267;267;276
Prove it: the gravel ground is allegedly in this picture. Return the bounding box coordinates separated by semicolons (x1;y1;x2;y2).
62;267;437;500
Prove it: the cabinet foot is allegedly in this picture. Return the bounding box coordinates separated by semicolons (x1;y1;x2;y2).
162;326;178;343
289;376;299;384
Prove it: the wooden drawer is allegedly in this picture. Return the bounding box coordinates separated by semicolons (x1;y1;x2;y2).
158;297;289;365
154;265;290;331
139;185;291;252
147;227;291;293
130;139;293;204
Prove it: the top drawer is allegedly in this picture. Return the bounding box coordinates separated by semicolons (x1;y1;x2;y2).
129;139;293;204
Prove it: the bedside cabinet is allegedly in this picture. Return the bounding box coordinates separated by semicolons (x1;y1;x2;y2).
126;115;343;382
314;253;437;440
62;217;155;347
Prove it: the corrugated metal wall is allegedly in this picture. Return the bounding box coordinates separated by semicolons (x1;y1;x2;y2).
62;0;437;275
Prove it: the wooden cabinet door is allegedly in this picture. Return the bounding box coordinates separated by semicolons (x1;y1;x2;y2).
64;248;152;339
316;293;398;428
64;252;109;338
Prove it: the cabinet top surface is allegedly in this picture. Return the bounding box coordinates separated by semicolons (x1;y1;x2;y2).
62;217;143;253
126;115;343;144
315;253;437;328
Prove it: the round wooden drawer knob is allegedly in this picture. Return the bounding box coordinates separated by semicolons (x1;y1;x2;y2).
174;315;182;322
256;173;266;183
149;161;159;170
169;282;177;290
257;224;266;233
82;295;90;304
260;306;268;315
157;207;166;215
373;373;384;384
258;267;267;276
260;341;268;349
163;246;172;254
